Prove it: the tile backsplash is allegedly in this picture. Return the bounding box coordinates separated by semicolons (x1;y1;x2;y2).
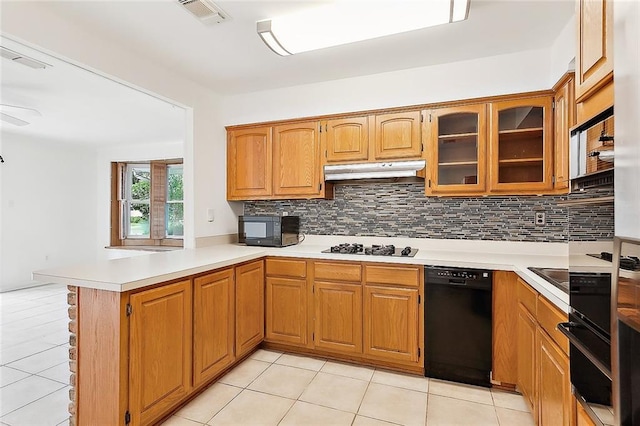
244;182;614;242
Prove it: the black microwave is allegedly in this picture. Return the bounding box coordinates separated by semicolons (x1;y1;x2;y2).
238;215;300;247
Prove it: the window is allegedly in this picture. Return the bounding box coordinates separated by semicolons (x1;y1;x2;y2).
111;160;183;247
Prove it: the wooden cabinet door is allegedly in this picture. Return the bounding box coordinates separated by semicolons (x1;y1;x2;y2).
273;121;322;197
193;269;235;388
426;104;487;195
575;0;613;102
517;303;537;416
235;260;265;358
374;111;422;160
314;281;362;355
363;285;418;363
129;280;192;426
553;75;575;191
227;127;272;200
492;271;518;387
575;398;597;426
324;116;370;163
266;277;307;346
538;328;572;426
489;96;554;193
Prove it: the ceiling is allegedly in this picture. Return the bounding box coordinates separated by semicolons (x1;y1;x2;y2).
0;1;573;147
0;37;185;146
39;0;575;95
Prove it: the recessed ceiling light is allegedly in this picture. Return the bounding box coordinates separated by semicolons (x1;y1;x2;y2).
257;0;470;56
0;46;50;69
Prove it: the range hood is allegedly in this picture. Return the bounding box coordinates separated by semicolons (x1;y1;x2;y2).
324;160;426;181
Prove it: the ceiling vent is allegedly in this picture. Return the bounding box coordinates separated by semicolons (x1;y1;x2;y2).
178;0;228;24
0;46;50;69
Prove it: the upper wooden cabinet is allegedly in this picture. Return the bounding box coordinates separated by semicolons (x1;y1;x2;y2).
324;116;370;163
425;104;487;195
553;74;576;191
273;121;323;197
489;96;554;192
227;127;272;200
227;122;329;200
374;111;423;160
322;111;423;164
575;0;613;103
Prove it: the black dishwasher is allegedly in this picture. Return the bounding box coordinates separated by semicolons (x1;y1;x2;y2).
424;266;493;387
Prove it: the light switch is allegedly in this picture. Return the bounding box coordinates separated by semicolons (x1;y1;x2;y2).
207;208;215;222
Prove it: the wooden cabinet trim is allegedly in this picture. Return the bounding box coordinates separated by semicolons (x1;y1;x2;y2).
266;257;307;278
492;271;518;387
314;261;362;282
364;264;420;287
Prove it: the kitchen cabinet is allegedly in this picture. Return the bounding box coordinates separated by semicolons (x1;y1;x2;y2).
322;111;423;164
235;260;265;358
516;278;571;426
193;269;235;388
227;122;330;200
129;280;192;426
575;399;596;426
553;73;576;191
227;126;272;200
323;116;370;163
311;261;363;355
273;121;324;197
374;111;423;160
518;301;538;414
489;96;554;192
363;265;420;366
265;258;309;347
425;104;487;195
492;271;518;388
537;328;571;426
575;0;613;107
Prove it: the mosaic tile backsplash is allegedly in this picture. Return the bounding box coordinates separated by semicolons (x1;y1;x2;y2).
244;182;614;242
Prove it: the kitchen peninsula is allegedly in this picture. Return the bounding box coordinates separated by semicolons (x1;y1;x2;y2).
34;236;611;426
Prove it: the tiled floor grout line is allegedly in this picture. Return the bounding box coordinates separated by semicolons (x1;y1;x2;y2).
0;383;68;419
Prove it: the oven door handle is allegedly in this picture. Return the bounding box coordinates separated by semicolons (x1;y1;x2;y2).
557;322;612;380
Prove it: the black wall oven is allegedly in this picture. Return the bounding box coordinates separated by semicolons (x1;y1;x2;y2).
559;271;614;425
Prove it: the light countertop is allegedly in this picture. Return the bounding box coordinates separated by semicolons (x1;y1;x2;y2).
33;236;614;313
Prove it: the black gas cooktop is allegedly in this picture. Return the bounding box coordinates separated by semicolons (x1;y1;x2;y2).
587;252;640;271
322;243;418;257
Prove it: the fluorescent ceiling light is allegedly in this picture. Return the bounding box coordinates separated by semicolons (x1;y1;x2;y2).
0;104;42;126
257;0;470;56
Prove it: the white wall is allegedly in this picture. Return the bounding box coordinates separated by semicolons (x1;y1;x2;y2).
220;48;552;126
1;2;238;245
549;14;577;85
0;133;98;291
614;0;640;239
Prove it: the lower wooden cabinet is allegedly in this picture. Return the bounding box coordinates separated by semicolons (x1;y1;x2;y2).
129;280;192;426
492;271;518;387
193;269;235;388
516;279;572;426
537;328;571;426
235;260;265;358
517;302;538;414
314;281;363;355
266;276;308;346
363;285;419;363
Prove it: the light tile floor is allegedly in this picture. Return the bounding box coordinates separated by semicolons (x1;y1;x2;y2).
1;284;535;426
0;284;70;426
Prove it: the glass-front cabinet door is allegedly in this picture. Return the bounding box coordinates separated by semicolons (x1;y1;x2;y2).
426;104;487;194
490;96;553;192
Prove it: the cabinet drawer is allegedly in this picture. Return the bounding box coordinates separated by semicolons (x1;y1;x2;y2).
517;278;537;315
537;295;569;355
364;265;420;287
266;258;307;278
314;262;362;282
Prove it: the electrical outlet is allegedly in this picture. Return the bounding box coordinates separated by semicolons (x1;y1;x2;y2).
535;212;546;225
